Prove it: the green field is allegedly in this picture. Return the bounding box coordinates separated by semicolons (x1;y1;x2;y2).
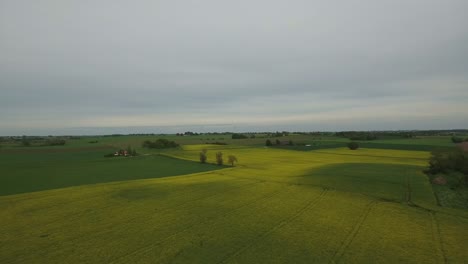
0;135;467;263
0;148;223;196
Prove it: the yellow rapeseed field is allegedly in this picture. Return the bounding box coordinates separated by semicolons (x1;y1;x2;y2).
0;145;466;263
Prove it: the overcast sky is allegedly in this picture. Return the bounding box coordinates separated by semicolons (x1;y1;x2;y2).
1;0;467;135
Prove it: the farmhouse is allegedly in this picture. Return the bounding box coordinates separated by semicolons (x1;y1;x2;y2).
114;150;129;156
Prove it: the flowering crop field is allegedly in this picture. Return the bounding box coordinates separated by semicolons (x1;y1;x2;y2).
0;143;467;263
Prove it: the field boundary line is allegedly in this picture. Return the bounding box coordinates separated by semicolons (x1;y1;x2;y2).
217;189;329;264
329;200;378;264
429;212;448;264
108;186;291;263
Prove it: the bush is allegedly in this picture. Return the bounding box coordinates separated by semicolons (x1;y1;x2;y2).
451;136;464;143
347;142;359;150
265;139;272;146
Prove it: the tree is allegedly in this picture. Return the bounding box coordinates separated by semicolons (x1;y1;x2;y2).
427;148;468;187
215;152;223;165
451;136;464;143
22;139;31;147
228;155;238;166
428;148;468;175
232;133;248;139
142;139;179;149
126;145;132;155
347;141;359;150
200;149;207;163
265;139;272;146
44;139;66;146
275;139;281;145
288;140;294;146
273;131;283;137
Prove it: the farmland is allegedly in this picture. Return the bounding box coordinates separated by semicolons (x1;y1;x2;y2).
0;149;222;196
0;134;467;263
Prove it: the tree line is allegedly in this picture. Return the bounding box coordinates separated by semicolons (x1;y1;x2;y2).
199;149;237;166
451;136;468;143
142;139;179;149
426;147;468;188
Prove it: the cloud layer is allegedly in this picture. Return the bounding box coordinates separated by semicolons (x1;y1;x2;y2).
1;0;467;135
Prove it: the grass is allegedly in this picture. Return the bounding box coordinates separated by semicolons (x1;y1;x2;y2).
432;184;468;209
424;171;468;210
0;139;467;263
1;134;457;152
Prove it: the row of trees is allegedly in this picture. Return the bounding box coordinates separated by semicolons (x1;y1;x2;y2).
125;146;138;156
142;139;179;149
265;139;293;146
21;138;66;147
427;148;468;176
264;139;359;150
451;136;468;143
336;132;378;141
199;149;237;166
231;133;249;139
45;139;66;146
426;148;468;188
335;131;417;140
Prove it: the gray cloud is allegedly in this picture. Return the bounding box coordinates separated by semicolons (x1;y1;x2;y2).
1;0;468;135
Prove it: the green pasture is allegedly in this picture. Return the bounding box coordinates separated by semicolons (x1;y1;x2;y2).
0;138;467;263
1;134;457;152
0;148;222;196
